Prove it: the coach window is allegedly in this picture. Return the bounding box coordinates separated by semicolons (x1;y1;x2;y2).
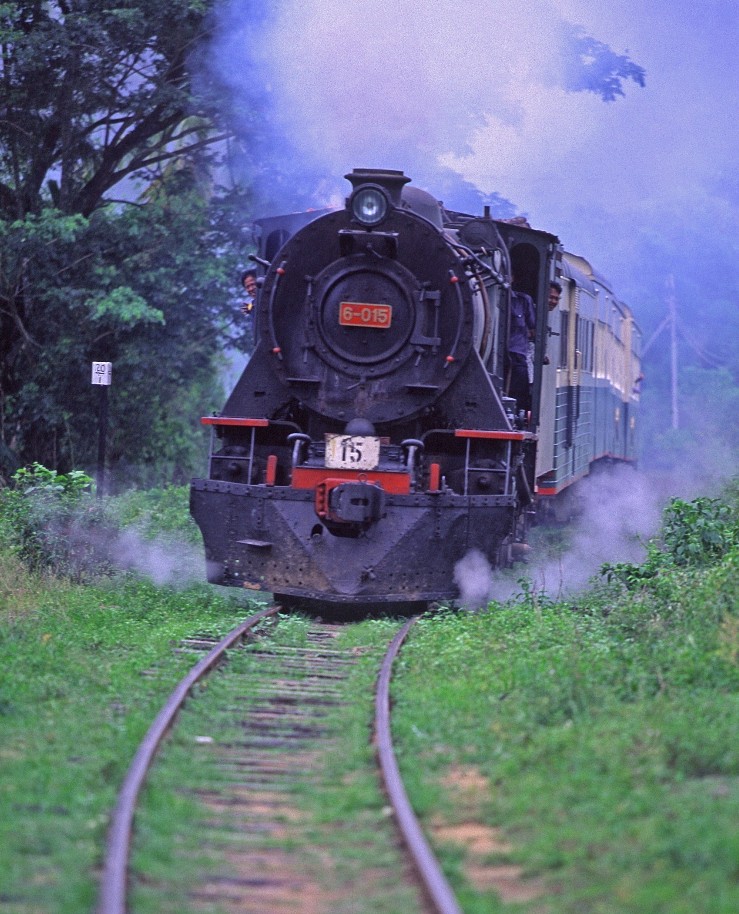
585;321;595;374
559;310;569;368
578;317;592;373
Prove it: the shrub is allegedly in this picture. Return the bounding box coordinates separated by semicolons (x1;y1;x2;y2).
0;466;199;583
0;464;114;581
602;479;738;590
661;494;738;566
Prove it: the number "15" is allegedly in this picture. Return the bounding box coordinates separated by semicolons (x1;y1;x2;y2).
340;437;363;462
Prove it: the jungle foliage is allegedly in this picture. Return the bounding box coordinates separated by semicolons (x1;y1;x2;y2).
0;462;199;582
0;1;253;484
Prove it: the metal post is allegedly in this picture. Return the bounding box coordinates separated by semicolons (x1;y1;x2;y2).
91;362;112;497
97;384;108;498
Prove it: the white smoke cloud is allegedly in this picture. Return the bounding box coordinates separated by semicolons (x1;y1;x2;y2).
112;529;205;587
455;465;666;609
531;466;662;596
262;0;563;165
454;548;494;610
210;0;575;204
445;0;739;291
486;465;665;604
210;1;739;294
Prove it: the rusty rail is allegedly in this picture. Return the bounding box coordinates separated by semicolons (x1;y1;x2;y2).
375;616;463;914
97;604;280;914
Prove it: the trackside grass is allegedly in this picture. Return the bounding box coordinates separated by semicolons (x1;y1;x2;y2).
0;476;737;912
0;566;255;913
391;530;738;911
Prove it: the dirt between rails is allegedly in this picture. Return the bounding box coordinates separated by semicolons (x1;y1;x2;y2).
191;753;355;914
191;767;427;914
177;624;430;914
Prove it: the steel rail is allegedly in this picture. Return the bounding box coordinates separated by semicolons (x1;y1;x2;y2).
97;604;281;914
375;616;463;914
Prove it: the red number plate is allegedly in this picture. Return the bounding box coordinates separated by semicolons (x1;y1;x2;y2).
339;302;392;328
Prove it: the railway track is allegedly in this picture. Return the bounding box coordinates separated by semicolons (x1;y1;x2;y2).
97;605;462;914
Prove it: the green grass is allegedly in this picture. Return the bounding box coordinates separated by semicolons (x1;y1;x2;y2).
391;549;739;913
0;567;254;913
1;479;737;912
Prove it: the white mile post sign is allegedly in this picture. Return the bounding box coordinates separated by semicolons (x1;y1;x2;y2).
92;361;112;385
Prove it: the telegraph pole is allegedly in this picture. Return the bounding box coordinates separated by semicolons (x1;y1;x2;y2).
642;275;680;430
666;276;679;430
642;275;725;433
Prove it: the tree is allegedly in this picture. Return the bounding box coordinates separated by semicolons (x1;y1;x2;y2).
0;0;230;219
561;25;646;102
0;1;250;483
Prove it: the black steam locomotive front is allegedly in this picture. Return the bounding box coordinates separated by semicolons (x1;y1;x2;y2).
190;169;533;609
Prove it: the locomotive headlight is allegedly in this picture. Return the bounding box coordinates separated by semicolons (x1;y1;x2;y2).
351;186;389;226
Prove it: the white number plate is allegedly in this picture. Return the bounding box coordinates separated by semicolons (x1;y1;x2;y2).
325;434;380;470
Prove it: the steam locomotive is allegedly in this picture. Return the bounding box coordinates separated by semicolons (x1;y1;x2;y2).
190;168;641;611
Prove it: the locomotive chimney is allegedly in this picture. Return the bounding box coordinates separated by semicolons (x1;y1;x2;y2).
345;168;411;205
